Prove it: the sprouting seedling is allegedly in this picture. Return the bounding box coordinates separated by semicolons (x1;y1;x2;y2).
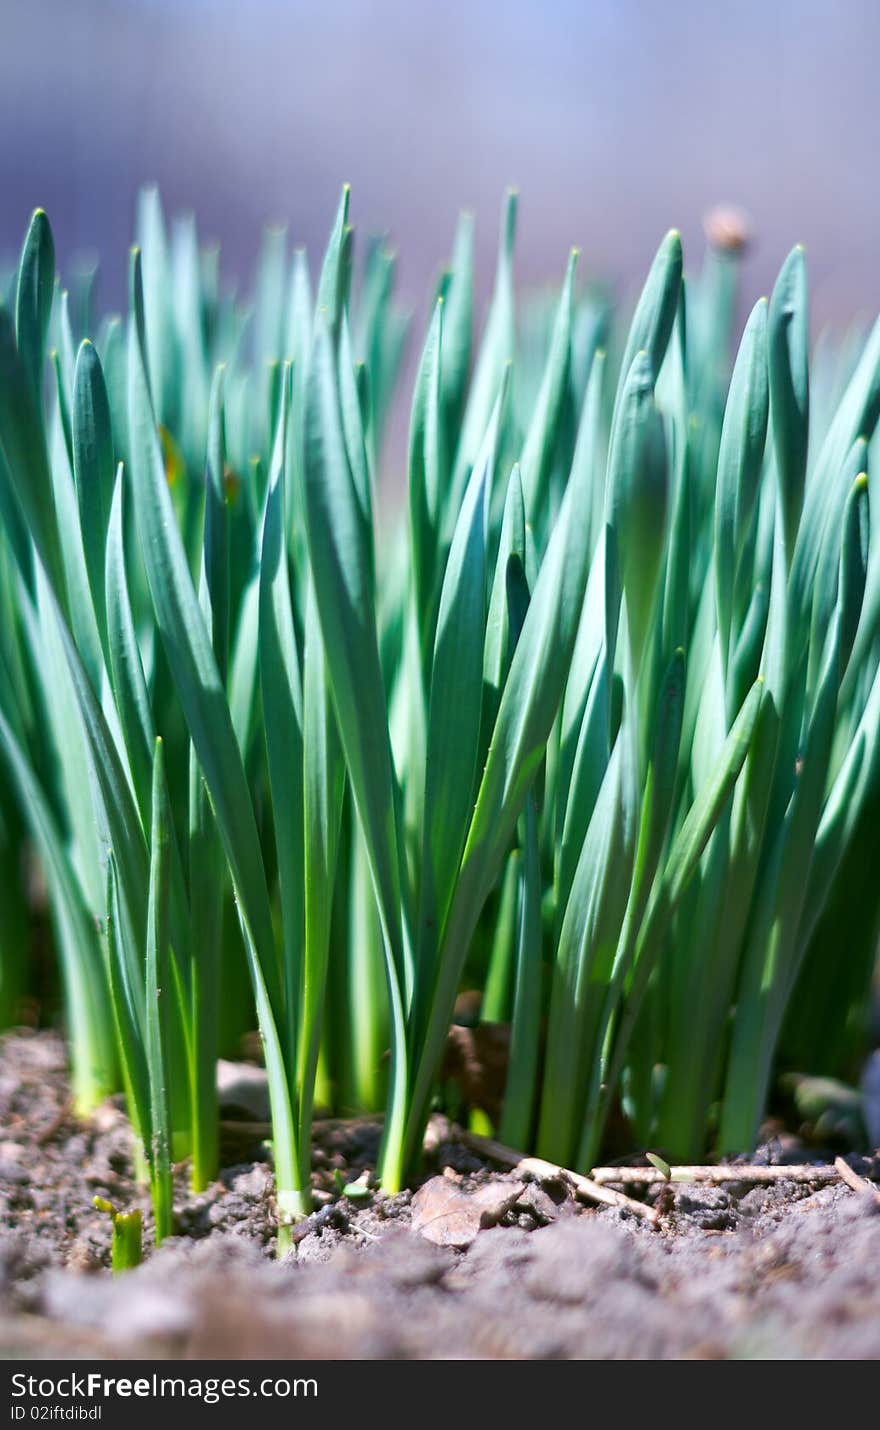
331;1167;370;1200
646;1151;672;1182
93;1197;143;1273
646;1153;674;1227
341;1169;372;1200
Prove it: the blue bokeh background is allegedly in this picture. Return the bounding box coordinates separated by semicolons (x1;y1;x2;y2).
1;1;876;329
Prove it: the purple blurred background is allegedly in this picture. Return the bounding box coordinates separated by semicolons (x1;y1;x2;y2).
1;1;876;339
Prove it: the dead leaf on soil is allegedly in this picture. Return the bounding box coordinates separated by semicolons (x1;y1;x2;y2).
410;1176;525;1248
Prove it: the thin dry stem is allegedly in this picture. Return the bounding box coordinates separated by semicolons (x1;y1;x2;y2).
591;1161;879;1187
591;1163;846;1186
459;1130;656;1221
833;1155;880;1204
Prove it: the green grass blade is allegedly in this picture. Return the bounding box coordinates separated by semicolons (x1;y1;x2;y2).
228;572;261;760
807;444;866;699
105;469;156;828
665;676;764;905
498;792;544;1148
719;479;868;1149
303;318;407;983
186;366;231;1192
614;229;682;406
303;316;410;1188
791;314;880;623
408;298;444;656
0;307;66;597
105;857;150;1165
482;462;526;748
440;212;473;448
583;676;764;1167
606;351;668;668
48;386;103;693
298;582;345;1178
338;313;374;538
464;430;593;906
259;368;305;1073
0;706;115;1112
768;247;809;565
569;652;684;1165
402;404;594;1171
73;341;116;659
416;440;489;982
481;848;520;1023
203;366;230;679
316;186;351;338
454;190;517;487
135;188;178;428
144;740;173;1242
40;567;150;947
15;209;54;407
539;737;632;1163
520;249;577;523
126;317;280;1015
714;299;769;672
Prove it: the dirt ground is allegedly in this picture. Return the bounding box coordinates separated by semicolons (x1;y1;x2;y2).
2;1030;879;1360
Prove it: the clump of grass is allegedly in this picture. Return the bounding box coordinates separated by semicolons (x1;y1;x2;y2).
0;189;877;1250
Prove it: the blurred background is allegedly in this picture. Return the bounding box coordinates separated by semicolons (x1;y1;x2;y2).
1;0;877;381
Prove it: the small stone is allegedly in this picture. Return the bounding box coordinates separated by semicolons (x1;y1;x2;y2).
469;1180;527;1224
515;1183;560;1224
291;1201;350;1245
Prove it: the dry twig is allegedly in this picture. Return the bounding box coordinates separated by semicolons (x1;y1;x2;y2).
833;1155;880;1204
590;1162;848;1186
459;1130;657;1221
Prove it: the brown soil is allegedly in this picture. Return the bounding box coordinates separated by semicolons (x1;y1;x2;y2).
2;1031;879;1360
